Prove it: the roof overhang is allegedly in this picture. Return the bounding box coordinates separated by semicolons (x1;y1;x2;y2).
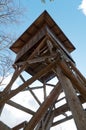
10;10;75;54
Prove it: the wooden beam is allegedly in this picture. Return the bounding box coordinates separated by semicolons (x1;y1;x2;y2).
15;26;47;62
44;106;54;130
43;83;47;100
1;36;47;98
45;112;54;130
56;96;65;103
56;69;86;130
67;59;86;84
15;54;57;66
52;115;73;127
7;100;35;115
47;40;53;54
12;121;27;130
24;86;43;90
0;121;12;130
24;82;62;130
54;103;69;117
58;59;86;99
46;26;75;63
54;95;86;117
45;83;55;87
20;75;41;105
0;60;58;107
36;107;54;130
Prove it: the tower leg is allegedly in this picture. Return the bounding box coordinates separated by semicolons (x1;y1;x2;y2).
57;69;86;130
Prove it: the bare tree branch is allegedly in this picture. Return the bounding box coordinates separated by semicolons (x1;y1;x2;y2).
41;0;54;3
0;0;23;87
0;0;22;24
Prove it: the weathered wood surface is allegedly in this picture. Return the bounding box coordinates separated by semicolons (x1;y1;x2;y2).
15;26;47;62
20;75;41;105
7;100;35;115
0;121;12;130
52;115;73;127
56;68;86;130
58;59;86;99
24;83;62;130
0;60;59;107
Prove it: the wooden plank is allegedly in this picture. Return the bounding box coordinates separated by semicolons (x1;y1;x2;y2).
7;100;35;115
56;69;86;130
24;83;62;130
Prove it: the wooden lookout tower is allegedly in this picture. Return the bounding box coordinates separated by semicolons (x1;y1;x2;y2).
0;11;86;130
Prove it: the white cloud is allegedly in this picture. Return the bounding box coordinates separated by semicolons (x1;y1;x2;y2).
78;0;86;15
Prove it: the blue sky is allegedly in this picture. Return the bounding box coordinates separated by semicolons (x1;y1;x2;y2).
7;0;86;76
0;0;86;130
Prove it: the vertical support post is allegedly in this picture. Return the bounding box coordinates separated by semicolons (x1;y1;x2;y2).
0;121;12;130
44;111;54;130
43;82;47;100
0;105;4;115
56;68;86;130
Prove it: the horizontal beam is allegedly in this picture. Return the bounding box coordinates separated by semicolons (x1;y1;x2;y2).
52;115;73;127
52;109;86;127
7;100;35;115
45;83;55;87
16;54;57;66
54;103;69;117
